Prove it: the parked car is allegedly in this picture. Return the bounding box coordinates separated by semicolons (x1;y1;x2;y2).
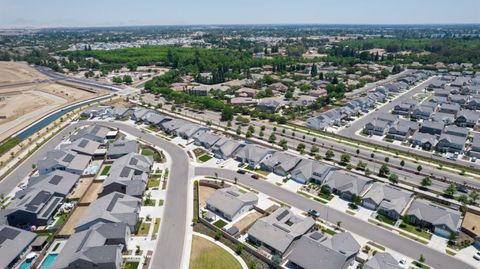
251;174;259;179
237;169;246;174
399;257;407;267
308;209;320;218
473;252;480;261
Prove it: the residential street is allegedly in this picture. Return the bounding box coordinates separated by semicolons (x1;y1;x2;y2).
194;166;476;269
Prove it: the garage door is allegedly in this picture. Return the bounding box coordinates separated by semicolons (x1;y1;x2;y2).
434;226;450;238
363;201;376;210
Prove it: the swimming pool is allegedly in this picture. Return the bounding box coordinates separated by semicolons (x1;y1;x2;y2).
40;253;58;268
19;259;33;269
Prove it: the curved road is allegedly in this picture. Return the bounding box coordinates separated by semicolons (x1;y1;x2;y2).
194;166;475;269
0;121;190;269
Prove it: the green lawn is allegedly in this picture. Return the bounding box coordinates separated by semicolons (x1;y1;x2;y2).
189;235;242;269
158;199;164;206
213;219;228;229
147;177;161;188
198;154;213;162
318;191;333;201
143;199;157;206
100;165;111;176
137;221;151;236
142;148;162;162
375;214;396;226
153;218;161;235
399;222;432;240
123;261;139;269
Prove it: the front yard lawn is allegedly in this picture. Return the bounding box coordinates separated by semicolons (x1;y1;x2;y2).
143;199;157;206
189;235;242;269
137;221;151;236
123;261;139;269
193;148;208;157
318;191;333;201
100;165;111;176
375;214;396;226
213;219;228;229
198;154;213;162
147;176;161;188
399;222;432;240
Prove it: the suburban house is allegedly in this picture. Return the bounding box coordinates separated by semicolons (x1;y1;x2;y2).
392;100;416;116
430;112;455;125
444;125;469;138
362;183;413;220
75;192;141;233
322;171;373;201
194;132;221;149
160;118;189;135
234;144;274;168
71;125;111;144
405;199;462;238
6;171;80;227
436;134;467;153
177;124;210;140
288;232;360;269
99;153;153;198
81;106;112;118
364;114;399;136
467;97;480;110
256;98;283;113
455;110;480;128
260;151;302;176
290;159;333;184
269;82;288;93
0;225;37;269
433;88;451;97
449;94;469;106
438;103;460;115
63;138;101;156
411;104;436;120
108;107;133;119
211;138;244;160
132;108;154;122
247;207;314;256
419;121;445;136
50;223;129;269
387;120;418;141
410;132;438;150
144;113;170;126
306;110;343;130
106;139;139;159
235;87;257;98
37;149;91;175
363;252;402;269
469;133;480;158
206;186;258;221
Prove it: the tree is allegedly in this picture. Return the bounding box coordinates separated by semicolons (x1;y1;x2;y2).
378;164;390;177
370;152;375;158
269;134;277;143
384;156;389;163
340;153;351;165
236;126;242;135
469;191;479;204
235;243;244;254
248;261;257;269
246;130;253;138
458;194;470;205
388;173;399;184
416;165;423;173
279;139;288;150
421;177;432;189
356;160;367;171
325;149;335;160
220;107;234;121
356;148;360;155
310;145;319;155
310;64;318;77
297;143;306;154
400;159;405;168
419;254;425;263
123;75;133;84
365;167;372;176
444;183;457;198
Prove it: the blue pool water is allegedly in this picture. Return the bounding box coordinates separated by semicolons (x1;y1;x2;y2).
40;253;58;268
90;165;100;174
19;259;33;269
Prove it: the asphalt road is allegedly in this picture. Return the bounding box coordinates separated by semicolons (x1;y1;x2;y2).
0;121;190;269
194;167;475;269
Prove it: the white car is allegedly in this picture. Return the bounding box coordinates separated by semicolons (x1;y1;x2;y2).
474;252;480;261
398;258;407;267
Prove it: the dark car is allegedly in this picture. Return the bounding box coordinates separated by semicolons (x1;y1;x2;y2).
308;209;320;218
237;169;246;174
251;174;259;179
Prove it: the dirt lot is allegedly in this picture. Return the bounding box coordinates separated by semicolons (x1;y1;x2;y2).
0;61;48;84
233;211;263;234
199;185;217;208
67;177;93;200
0;62;107;142
80;181;102;204
58;206;87;236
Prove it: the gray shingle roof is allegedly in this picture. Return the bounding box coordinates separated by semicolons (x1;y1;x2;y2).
64;138;101;156
290;159;333;183
407;199;461;232
235;144;274;164
323;171;372;197
0;225;36;269
107;139;139;158
363;183;413;215
261;151;302;173
37;149;91;174
288;232;360;269
364;252;402;269
206;186;258;219
248;207;314;254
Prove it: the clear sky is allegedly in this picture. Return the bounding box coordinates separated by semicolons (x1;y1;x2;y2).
0;0;479;28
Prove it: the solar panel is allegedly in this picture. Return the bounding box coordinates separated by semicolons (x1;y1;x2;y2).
276;209;289;221
25;205;38;212
62;153;75;163
120;167;131;178
129;158;138;166
106;193;124;212
0;227;20;240
29;191;51;206
78;139;89;148
49;175;63;185
42;197;61;218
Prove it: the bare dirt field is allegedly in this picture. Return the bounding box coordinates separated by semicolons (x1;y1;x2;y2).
0;61;48;85
80;181;102;204
199;185;216;208
0;62;107;142
67;177;93;200
58;206;87;236
233;211;263;234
